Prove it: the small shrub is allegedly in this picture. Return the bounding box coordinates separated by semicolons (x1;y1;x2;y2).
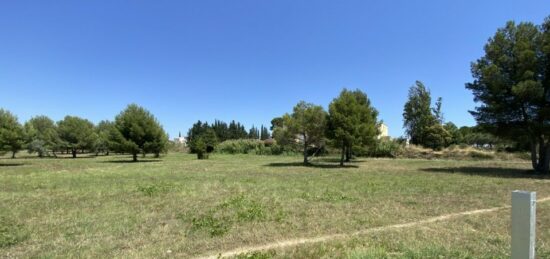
368;138;402;157
191;214;231;237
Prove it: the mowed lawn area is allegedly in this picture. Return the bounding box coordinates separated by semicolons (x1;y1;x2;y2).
1;153;550;258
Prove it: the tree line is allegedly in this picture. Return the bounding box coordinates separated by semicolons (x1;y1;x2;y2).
188;88;380;166
186;120;271;159
0;104;168;161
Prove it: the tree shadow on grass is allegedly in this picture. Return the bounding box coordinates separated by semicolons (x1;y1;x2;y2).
314;157;363;164
0;163;26;167
421;166;550;179
265;162;358;169
99;160;162;164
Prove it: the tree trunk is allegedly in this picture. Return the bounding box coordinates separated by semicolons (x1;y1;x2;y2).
345;145;351;162
72;149;77;158
530;137;550;174
303;134;308;165
133;153;138;162
11;151;16;159
530;138;538;171
340;142;345;166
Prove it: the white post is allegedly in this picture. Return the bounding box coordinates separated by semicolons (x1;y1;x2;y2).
511;190;536;259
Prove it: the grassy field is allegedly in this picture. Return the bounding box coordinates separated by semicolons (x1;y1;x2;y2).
1;153;550;258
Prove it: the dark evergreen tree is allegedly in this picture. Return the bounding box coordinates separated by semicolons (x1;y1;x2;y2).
260;125;270;140
327;89;379;166
248;125;260;139
57;116;96;158
466;17;550;172
112;104;168;161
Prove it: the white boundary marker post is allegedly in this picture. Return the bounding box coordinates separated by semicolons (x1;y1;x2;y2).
511;190;536;259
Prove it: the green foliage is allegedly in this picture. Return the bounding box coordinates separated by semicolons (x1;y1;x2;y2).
190;213;231;237
93;120;116;155
113;104;168;161
216;139;286;155
284;101;327;164
423;124;452;150
0;109;25;158
57;115;96;158
189;128;218;159
186;194;284;237
260;125;270;140
248;125;260;139
24;115;60;157
368;138;402;158
466;17;550;172
403;81;445;148
0;214;28;248
327;89;379;165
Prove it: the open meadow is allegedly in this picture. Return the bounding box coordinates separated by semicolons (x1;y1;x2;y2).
1;153;550;258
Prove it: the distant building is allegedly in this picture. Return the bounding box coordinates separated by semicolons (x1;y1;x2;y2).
378;123;389;139
173;132;187;146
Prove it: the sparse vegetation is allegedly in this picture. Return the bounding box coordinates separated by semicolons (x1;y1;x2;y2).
1;153;549;258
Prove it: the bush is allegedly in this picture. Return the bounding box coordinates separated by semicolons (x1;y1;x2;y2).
215;139;291;155
368;138;402;157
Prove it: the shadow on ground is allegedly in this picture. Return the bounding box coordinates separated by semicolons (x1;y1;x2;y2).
0;163;26;167
313;157;364;163
99;160;162;164
265;162;358;169
421;166;550;179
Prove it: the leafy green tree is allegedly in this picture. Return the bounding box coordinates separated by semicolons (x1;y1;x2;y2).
0;109;25;158
271;114;298;151
433;97;444;124
403;81;437;146
423;124;452;150
270;117;284;131
466;17;550;173
212;120;229;141
113;104;168;161
24;115;60;157
327;89;379;166
443;122;461;145
94;120;116;156
286;101;327;164
57;116;96;158
189;128;218;159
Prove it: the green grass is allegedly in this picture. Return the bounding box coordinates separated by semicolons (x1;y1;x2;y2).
1;153;549;258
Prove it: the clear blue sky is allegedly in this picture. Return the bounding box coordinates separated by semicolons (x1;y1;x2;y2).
1;1;548;138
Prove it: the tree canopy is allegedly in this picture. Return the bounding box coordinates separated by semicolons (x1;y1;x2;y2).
466;17;550;173
328;89;379;166
0;109;25;158
286;101;327;164
113;104;168;161
57;116;96;158
24;115;60;157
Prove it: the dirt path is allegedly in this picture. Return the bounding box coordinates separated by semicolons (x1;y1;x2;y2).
197;196;550;259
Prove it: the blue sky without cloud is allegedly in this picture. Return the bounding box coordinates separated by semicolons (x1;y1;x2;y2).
0;0;549;138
